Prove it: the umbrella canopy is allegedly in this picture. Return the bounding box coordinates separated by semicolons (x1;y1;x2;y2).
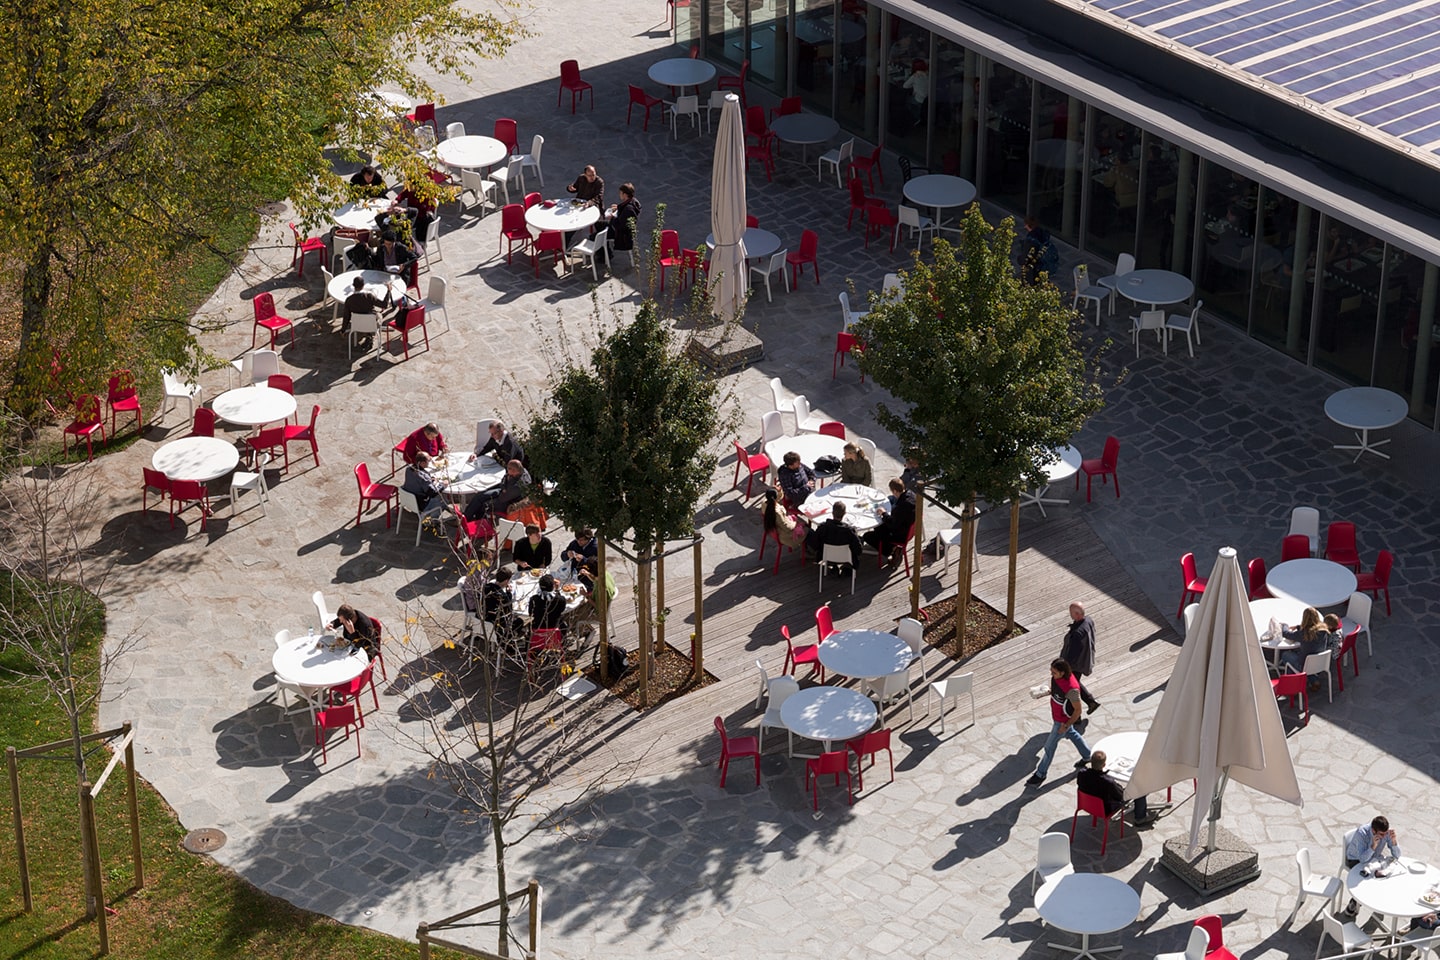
709;93;748;323
1126;546;1302;854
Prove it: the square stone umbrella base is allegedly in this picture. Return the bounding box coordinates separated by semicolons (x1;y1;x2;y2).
685;322;763;373
1159;825;1262;894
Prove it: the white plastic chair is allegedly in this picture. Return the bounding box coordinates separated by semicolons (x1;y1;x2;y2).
897;617;926;684
515;134;544;186
422;214;444;266
320;266;342;321
1290;847;1342;924
1315;910;1373;959
1299;651;1333;702
1131;309;1166;357
758;409;784;450
882;272;902;296
768;377;797;432
460;168;498;217
1340;591;1372;657
1033;832;1074;893
1097;252;1136;312
866;671;913;720
231;452;270;517
396;488;448;546
1289;506;1321;556
896;205;934;251
791;395;829;434
756;665;799;755
749;249;790;302
1154;925;1208;960
419;276;450;332
445;121;466;140
230;350;253;387
473;418;496;457
1183;602;1201;637
488;157;524;205
668;95;700;139
312;591;333;634
160;368;202;423
818;137;854;188
1072;265;1109;325
928;673;975;733
1164;299;1203;358
569;227;610;282
856;436;877;465
702;90;729;133
348;312;379;361
1405;929;1440;959
819;543;856;594
250;348;280;385
492;517;526;553
839;290;868;329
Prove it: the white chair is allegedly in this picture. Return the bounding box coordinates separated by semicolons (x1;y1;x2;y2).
1155;925;1208;960
160;368;202;423
445;121;466;140
839;290;868;329
419;276;450;332
514;134;544;186
332;240;355;275
348;311;379;361
866;670;913;720
927;673;975;733
1302;651;1333;702
896;205;934;251
882;272;902;296
702;90;729;133
818;137;854;188
1183;602;1200;637
320;266;342;322
1097;252;1136;312
473;418;497;457
396;488;448;546
1314;910;1373;959
231;453;270;516
569;227;610;282
1072;265;1109;325
818;543;856;594
749;249;790;302
1164;299;1203;357
230;350;253;387
422;215;444;266
1131;309;1166;357
768;377;797;432
1340;591;1372;657
1404;929;1440;959
493;517;526;552
791;395;829;434
250;348;280;385
312;591;333;634
755;662;799;755
460;168;498;217
758;409;784;450
668;95;700;139
274;628;291;649
1033;832;1074;893
1289;506;1321;556
855;436;877;465
1290;847;1343;924
897;617;926;684
488;157;524;205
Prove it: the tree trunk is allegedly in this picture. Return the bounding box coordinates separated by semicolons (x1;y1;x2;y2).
11;248;56;420
1007;499;1019;631
597;539;609;683
955;501;975;649
909;490;923;619
691;539;703;683
491;807;510;957
636;544;652;709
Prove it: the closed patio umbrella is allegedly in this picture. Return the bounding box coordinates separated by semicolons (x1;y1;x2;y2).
709;92;748;324
1125;546;1302;856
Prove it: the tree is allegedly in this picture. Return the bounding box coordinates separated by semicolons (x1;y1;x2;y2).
854;205;1105;639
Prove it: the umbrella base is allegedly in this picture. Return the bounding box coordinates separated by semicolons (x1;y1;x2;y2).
685;324;763;373
1158;826;1261;895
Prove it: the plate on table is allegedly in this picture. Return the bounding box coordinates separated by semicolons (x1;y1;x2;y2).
1418;891;1440;907
561;583;581;595
527;568;543;579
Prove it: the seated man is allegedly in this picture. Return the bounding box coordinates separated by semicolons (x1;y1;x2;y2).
528;574;568;634
566;164;605;209
463;459;531;521
472;420;525;465
1344;814;1402;915
328;604;381;661
1076;751;1151;826
402;451;451;516
374;229;418;285
807;502;862;568
349;165;389;197
402;422;448;465
776;451;816;507
481;567;524;646
863;478;916;560
511;524;552;571
341;276;383;334
561;528;598;576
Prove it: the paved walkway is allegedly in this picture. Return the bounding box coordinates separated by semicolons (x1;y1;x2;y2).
71;1;1440;957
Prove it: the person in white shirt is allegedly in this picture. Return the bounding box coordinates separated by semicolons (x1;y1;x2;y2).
1344;815;1401;916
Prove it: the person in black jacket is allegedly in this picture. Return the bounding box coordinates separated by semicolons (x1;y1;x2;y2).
1076;752;1151;824
864;478;916;560
528;574;568;633
1060;602;1101;716
606;183;642;251
329;604;381;660
561;529;598;577
511;524;552;571
482;568;523;644
807;502;862;568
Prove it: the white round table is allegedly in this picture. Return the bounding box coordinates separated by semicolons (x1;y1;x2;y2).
212;386;298;429
769;114;840;162
819;630;912;681
800;483;886;531
510;572;587;616
902;175;976;234
705;227;782;263
1248;597;1306;657
1107;269;1194;309
1089;731;1145;785
365;90;413;115
272;634;369;688
779;686;877;755
439;457;505;496
647;58;716;92
1265;558;1358;608
329;268;406;303
434;135;508;172
152;437;240;482
1018;444;1082;516
763;434;847;475
525;199;601;234
1325;387;1407;462
332;199;391;232
1034;873;1141;960
1346;859;1440;947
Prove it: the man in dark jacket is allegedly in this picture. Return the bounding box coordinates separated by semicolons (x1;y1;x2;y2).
1060;601;1101;717
807;502;862;568
864;478;916;561
1076;752;1151;824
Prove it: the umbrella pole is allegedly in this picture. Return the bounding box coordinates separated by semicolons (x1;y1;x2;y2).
1207;768;1231;853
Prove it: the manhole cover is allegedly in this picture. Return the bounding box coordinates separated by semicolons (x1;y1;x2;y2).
182;828;227;854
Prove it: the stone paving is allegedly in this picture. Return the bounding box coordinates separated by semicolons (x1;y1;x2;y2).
62;0;1440;956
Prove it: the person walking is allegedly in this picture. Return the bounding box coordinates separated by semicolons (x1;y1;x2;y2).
1060;602;1101;728
1026;659;1092;787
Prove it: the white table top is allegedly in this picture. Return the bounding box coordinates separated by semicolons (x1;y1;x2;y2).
510;572;587;615
434;135;508;171
525;199;601;234
437;456;505;496
212;386;298;429
1248;597;1307;650
332;199;390;232
647;58;717;88
799;483;886;531
819;630;913;679
152;437;241;482
1038;444;1083;484
902;175;977;211
764;434;847;474
769;114;840;145
1325;387;1408;431
1035;874;1141;936
1346;860;1440;920
328;268;406;303
272;634;369;688
779;686;878;744
1265;558;1358;608
705;227;782;262
1089;730;1146;784
1108;269;1194;307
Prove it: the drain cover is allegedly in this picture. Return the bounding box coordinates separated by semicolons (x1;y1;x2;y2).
182;828;227;854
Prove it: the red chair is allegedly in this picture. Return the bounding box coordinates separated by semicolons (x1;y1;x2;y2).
760;523;803;574
267;374;297;424
781;624;824;681
847;729;893;792
833;332;865;381
847;178;885;229
62;395;106;462
1333;631;1360;692
815;603;836;644
141;468;170;512
769;96;802;122
877;523;916;576
627;84;664;130
1070;789;1124;854
1075;435;1120;502
1280;533;1311;562
527;628;565;683
745;136;775;182
385;305;430;360
500;204;531;264
1323;521;1361;570
106;370;143;436
557;60;593;113
314;704;362;764
251;293;295;349
786;229;820;287
818;421;846;439
247;425;288;472
657;230;684;291
354;463;397;528
168;479;211;531
1193;915;1237;960
288;222;327;278
1271;671;1309;725
1355;550;1394;615
493;118;518;154
849;144;884;191
285;404;321;468
523;191;543;210
806;750;852;808
717;59;750;106
370;616;389;680
746;214;760;228
732;439;770;498
688;43;698;58
745;105;770;141
405;102;436;131
191;407;216;438
531;231;567;279
328;663;379;714
1247;557;1271;600
713;716;760;787
1177;552;1207;618
865;204;898;251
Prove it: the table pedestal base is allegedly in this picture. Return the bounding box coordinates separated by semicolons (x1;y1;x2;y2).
1046;933;1121;960
1018;483;1070;517
1335;429;1392;462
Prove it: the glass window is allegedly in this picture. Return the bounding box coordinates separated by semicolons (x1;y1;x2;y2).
706;0;746;71
673;0;699;51
1135;134;1195;273
1312;218;1383;383
929;40;977;179
981;62;1029;214
1031;83;1082;244
749;0;789;96
1372;251;1438;426
1084;111;1140;263
882;18;929;160
1196;163;1260;330
795;0;839;113
1250;191;1317;362
833;0;880;141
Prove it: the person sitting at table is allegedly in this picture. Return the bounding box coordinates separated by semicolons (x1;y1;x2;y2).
328;604;381;661
472;420;525;466
606;183;642;253
864;478;916;562
839;442;873;487
463;459;530;521
511;524;552;571
375;229;418;278
390;182;436;255
482;567;524;646
562;528;598;577
402;451;452;516
402;422;448;465
566;164;605;210
1344;814;1402;916
342;275;384;334
529;574;568;634
900;455;923;493
1277;606;1335;674
1076;751;1152;827
807;501;862;568
349;165;389;198
776;451;816;507
760;488;808;552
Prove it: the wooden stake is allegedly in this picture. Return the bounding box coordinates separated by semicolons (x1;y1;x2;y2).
909;490;924;620
7;747;30;913
1007;499;1019;631
80;783;107;953
637;545;651;709
692;539;704;682
655;540;665;653
597;539;609;683
123;723;143;889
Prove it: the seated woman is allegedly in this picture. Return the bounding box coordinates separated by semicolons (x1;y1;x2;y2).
528;574;568;634
482;567;524;646
328;604;381;661
402;451;451;516
760;488;808;552
511;524;552;571
839;442;873;487
1278;607;1335;674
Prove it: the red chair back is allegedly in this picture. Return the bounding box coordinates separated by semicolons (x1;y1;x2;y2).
1247;557;1268;598
493;118;517;152
737;59;750;82
403;306;426;330
1100;435;1120;471
356;462;373;490
746;214;760;227
1076;789;1107;821
412;103;435;124
815;604;835;642
713;715;731;750
1180;552;1198;584
560;59;581;84
530;628;563;652
818;421;846;439
848;178;868;207
170;479;205;501
688;45;699;59
628;84;646;105
778;96;801;116
107;370;137;404
1280;534;1311;562
253;292;276;322
1372;549;1393;585
659;229;681;260
745;105;768;138
267;374;294;395
1325;521;1357;555
812;750;847;776
1194;915;1225;951
251;425;285;450
1272;672;1306;697
524;192;542;210
798;229;818;259
143;468;170;492
501;203;526;234
71;394;102;426
849;729;889;757
191;407;216;437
